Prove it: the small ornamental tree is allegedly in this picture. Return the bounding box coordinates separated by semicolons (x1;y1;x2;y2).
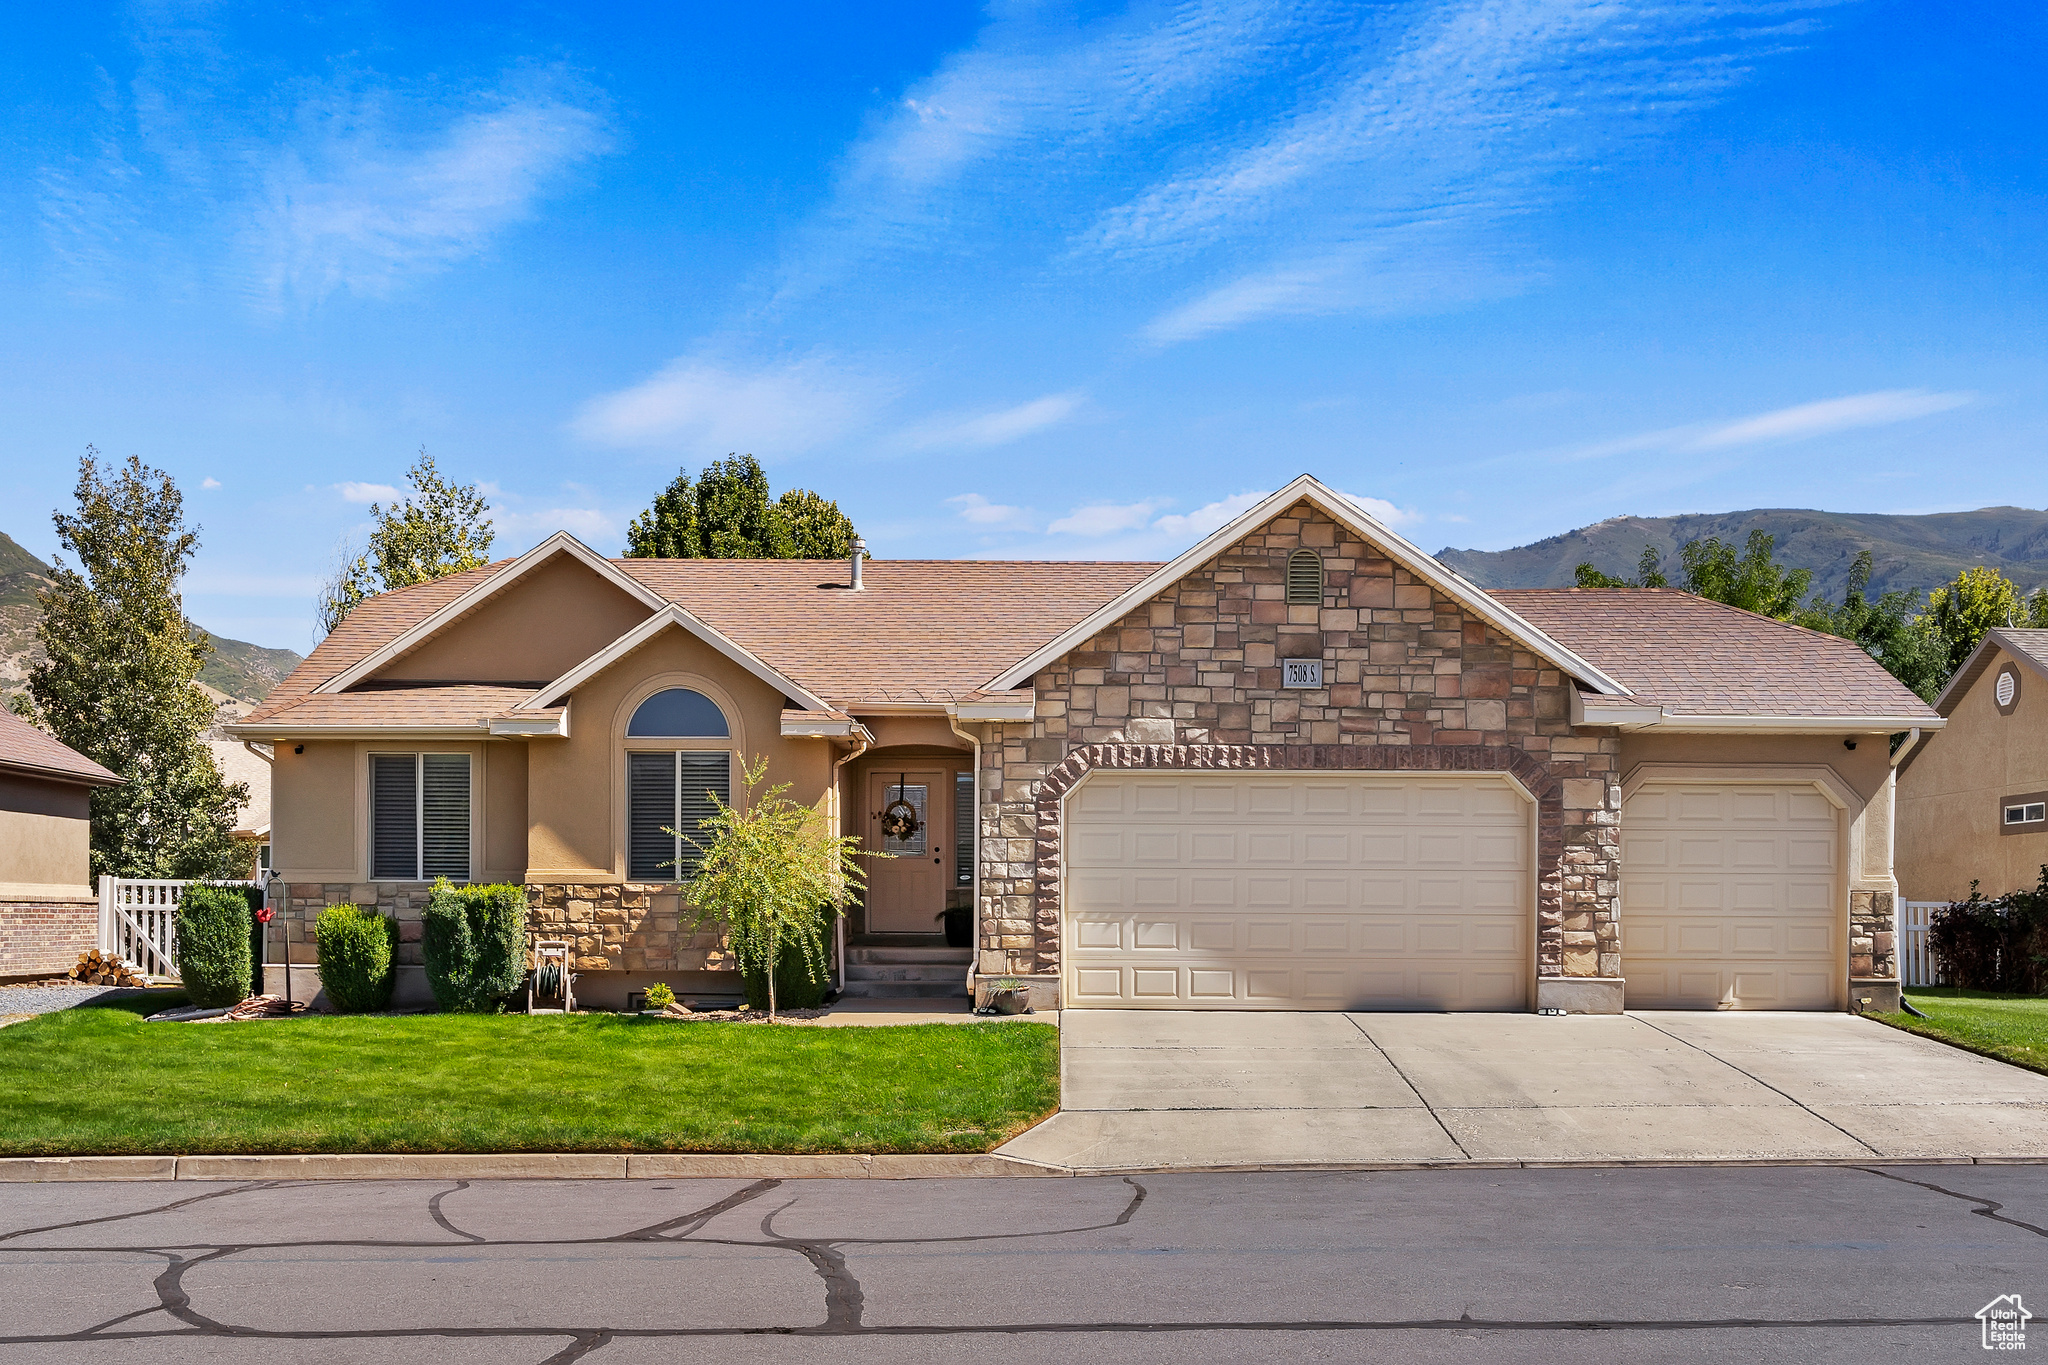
679;755;873;1020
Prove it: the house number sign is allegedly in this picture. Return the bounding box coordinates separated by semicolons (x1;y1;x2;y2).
1282;658;1324;688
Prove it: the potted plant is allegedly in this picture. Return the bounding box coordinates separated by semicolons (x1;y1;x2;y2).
982;975;1032;1015
937;906;972;947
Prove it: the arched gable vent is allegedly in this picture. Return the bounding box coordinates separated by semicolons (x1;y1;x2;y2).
1285;549;1325;605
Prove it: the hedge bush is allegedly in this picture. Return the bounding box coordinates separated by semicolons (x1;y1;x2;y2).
1929;866;2048;993
173;885;253;1009
422;879;528;1012
314;904;399;1013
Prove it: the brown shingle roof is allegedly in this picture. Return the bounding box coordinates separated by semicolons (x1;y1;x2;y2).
244;684;540;730
1490;587;1938;719
614;559;1159;704
0;711;123;785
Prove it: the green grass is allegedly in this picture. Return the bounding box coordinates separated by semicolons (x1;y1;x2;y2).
0;993;1059;1157
1877;987;2048;1076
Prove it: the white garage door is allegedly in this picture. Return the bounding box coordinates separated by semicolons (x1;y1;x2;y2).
1621;782;1841;1010
1063;773;1531;1010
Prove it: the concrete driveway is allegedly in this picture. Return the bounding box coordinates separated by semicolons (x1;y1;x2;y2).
997;1010;2048;1171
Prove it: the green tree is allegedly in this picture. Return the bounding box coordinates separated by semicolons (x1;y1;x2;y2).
624;454;857;560
680;754;873;1020
1796;550;1948;701
1915;565;2048;688
1574;544;1669;589
1677;530;1812;618
17;451;248;879
318;450;494;633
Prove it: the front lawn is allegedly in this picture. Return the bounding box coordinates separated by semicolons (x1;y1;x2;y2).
0;994;1059;1156
1877;987;2048;1076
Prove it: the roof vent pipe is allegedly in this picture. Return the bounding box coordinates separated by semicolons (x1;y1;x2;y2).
849;536;866;591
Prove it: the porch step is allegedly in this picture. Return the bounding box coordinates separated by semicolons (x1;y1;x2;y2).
836;980;969;999
846;947;973;966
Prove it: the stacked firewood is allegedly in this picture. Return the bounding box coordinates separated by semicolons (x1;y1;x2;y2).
222;994;306;1020
69;950;147;987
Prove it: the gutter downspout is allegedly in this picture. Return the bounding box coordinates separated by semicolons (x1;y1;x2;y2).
831;725;873;998
947;708;983;1003
1888;727;1920;990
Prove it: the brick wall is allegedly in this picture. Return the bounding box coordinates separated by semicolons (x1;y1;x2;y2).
971;501;1621;983
0;898;97;977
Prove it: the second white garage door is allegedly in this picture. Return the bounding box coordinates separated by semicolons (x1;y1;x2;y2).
1621;782;1841;1010
1063;772;1531;1010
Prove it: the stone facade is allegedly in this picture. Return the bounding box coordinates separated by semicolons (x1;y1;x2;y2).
526;884;729;972
268;881;729;975
970;502;1622;984
0;897;97;977
1849;889;1897;982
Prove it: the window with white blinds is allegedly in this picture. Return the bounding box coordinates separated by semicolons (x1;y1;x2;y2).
370;753;471;881
628;751;731;881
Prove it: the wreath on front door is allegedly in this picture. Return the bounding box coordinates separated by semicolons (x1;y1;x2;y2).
881;774;922;841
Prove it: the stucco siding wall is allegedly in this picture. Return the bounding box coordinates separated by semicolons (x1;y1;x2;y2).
525;628;834;882
0;774;92;888
484;741;529;881
376;555;653;684
269;740;357;879
1898;648;2048;901
971;501;1620;985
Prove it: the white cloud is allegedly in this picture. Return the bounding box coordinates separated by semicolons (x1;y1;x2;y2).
1337;491;1423;528
335;481;399;504
489;506;619;546
1047;499;1170;537
242;75;611;306
946;493;1030;527
1549;389;1978;465
909;391;1085;448
1690;390;1975;449
1151;490;1268;539
201;477;221;489
572;355;887;454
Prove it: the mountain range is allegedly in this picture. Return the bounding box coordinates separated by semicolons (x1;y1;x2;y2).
0;532;302;704
1438;506;2048;603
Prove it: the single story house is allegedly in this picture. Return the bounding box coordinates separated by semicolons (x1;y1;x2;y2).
1896;627;2048;902
230;476;1939;1013
0;710;122;979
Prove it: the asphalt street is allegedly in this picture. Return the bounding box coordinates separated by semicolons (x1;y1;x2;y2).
2;1165;2042;1363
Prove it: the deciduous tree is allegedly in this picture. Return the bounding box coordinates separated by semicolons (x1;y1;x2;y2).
17;450;247;879
624;455;857;560
318;451;494;633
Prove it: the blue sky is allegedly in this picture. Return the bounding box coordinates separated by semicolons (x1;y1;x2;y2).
2;0;2042;650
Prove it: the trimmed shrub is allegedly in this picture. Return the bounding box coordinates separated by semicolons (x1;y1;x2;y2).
422;879;528;1012
173;885;253;1009
1929;866;2048;993
314;904;399;1013
743;941;831;1011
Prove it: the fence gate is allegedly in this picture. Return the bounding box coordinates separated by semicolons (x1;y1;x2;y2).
98;876;266;980
1900;901;1943;988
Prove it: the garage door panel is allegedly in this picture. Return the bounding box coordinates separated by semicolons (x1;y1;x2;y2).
1623;781;1839;1011
1065;773;1531;1010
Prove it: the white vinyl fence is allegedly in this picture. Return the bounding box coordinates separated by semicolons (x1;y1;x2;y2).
98;875;267;980
1900;901;1944;988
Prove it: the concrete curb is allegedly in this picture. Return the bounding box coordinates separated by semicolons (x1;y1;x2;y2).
0;1152;1069;1181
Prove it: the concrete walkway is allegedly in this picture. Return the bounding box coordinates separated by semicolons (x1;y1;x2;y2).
997;1010;2048;1171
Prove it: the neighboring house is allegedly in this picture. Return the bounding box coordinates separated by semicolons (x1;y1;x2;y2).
1896;628;2048;902
202;688;272;876
0;710;121;979
229;476;1938;1013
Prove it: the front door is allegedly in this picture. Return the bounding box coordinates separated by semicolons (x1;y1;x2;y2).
865;769;949;933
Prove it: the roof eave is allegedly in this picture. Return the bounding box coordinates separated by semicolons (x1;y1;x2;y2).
1933;628;2048;716
1635;713;1946;734
226;723;492;741
0;758;125;788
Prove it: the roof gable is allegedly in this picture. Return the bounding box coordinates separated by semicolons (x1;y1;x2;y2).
316;534;667;696
520;603;835;714
984;475;1631;695
1934;627;2048;716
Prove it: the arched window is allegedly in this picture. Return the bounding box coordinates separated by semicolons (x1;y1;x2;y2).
628;688;729;737
1285;549;1325;605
